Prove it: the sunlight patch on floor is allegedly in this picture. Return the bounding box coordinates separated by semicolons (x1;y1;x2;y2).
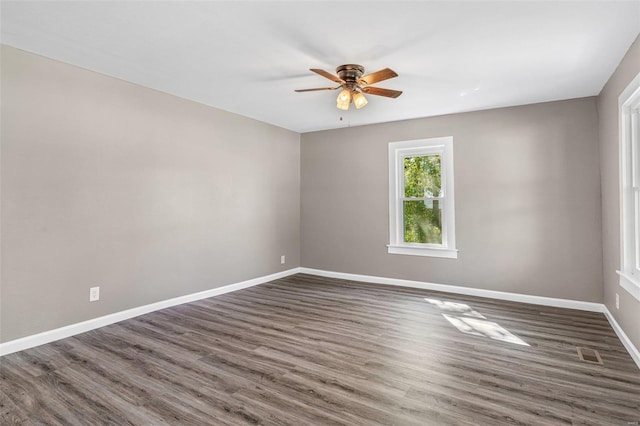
425;298;529;346
442;314;530;346
424;298;486;319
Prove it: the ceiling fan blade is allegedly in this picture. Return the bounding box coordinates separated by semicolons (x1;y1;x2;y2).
310;68;344;83
362;86;403;98
295;86;341;92
358;68;398;86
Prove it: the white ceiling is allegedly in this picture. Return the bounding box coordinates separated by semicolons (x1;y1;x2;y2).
2;1;639;133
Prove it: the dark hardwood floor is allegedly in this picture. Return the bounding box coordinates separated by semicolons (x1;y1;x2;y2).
1;273;639;425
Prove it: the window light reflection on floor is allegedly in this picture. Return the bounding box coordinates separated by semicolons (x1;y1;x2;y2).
425;298;529;346
424;298;486;319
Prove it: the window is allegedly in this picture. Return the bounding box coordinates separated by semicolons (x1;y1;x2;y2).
618;72;640;302
388;137;457;258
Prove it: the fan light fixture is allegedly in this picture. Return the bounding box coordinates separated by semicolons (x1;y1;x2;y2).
353;91;368;109
336;89;351;110
295;64;402;111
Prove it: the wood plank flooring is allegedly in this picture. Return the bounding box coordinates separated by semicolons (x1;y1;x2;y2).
1;273;639;425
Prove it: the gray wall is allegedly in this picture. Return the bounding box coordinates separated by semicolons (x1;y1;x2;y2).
301;98;603;302
1;45;301;342
598;35;640;351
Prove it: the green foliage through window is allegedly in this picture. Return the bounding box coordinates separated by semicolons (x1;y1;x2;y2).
403;155;442;244
404;155;441;198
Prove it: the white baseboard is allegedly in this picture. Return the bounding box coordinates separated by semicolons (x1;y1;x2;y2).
299;267;604;312
0;267;301;357
603;306;640;369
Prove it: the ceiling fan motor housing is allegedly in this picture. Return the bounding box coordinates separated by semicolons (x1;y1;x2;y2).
336;64;365;83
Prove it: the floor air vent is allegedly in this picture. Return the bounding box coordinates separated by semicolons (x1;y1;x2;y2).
577;347;603;364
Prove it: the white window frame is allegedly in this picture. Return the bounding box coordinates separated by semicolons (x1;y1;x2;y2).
388;137;457;259
617;71;640;302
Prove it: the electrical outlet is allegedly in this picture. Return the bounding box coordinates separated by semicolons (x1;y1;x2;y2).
280;255;286;265
616;293;619;310
90;286;100;302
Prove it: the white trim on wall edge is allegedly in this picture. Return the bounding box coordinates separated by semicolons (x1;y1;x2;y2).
603;306;640;369
299;267;603;312
299;267;640;369
0;268;301;357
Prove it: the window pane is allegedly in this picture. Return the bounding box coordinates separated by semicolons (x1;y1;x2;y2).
403;200;442;244
633;111;640;187
404;155;442;198
635;190;640;271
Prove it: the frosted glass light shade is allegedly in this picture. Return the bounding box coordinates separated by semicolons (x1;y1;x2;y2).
353;92;368;109
336;89;351;110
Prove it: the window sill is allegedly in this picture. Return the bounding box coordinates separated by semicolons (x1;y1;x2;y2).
617;270;640;302
387;245;458;259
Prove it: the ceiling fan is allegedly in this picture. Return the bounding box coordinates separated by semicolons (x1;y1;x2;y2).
295;64;402;111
